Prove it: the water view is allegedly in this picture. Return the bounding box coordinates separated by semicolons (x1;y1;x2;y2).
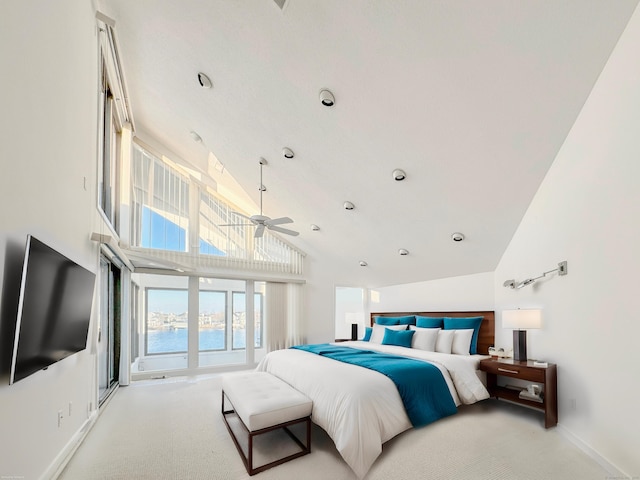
147;328;260;354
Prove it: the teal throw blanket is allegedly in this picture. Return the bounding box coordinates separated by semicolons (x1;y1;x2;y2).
291;344;457;427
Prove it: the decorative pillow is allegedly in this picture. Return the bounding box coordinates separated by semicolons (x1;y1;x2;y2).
435;329;455;354
451;329;474;355
374;315;415;326
382;328;415;348
362;327;372;342
443;317;483;354
409;326;440;351
370;324;407;344
415;316;444;328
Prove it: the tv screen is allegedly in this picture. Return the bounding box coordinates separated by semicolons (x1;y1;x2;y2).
10;235;96;384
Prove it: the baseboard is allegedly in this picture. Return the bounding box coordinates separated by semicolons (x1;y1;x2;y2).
557;423;631;479
40;411;99;480
43;387;119;480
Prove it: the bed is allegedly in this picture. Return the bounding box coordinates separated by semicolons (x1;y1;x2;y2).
255;311;495;478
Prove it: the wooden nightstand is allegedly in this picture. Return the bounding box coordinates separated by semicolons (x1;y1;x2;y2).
480;358;557;428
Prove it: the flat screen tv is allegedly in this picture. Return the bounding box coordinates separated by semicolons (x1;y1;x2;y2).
10;235;96;384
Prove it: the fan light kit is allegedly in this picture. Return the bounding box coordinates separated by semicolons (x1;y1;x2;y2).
216;160;299;238
319;89;335;107
197;72;212;89
283;147;294;159
392;169;406;181
343;201;355;210
398;249;409;256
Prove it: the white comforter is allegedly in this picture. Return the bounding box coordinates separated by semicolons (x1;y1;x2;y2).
256;341;489;478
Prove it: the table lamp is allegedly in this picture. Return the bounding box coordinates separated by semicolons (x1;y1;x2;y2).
502;309;542;361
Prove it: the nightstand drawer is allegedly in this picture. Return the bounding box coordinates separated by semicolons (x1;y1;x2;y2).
480;361;545;382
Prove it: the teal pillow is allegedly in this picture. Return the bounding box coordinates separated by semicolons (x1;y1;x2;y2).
382;328;415;348
374;315;415;326
416;316;444;328
362;327;372;342
443;317;483;354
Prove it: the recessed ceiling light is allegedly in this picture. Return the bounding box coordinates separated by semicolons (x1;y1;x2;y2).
190;131;202;143
398;249;409;256
319;89;335;107
359;261;368;267
451;232;465;242
343;201;355;210
283;147;294;159
197;72;212;89
392;169;406;181
311;224;320;231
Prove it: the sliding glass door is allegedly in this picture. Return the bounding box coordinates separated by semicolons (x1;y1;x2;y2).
98;255;121;404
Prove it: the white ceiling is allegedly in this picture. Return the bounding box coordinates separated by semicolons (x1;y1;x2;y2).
99;0;638;287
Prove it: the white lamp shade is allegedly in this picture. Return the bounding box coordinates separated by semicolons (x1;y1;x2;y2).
502;309;542;329
345;312;364;325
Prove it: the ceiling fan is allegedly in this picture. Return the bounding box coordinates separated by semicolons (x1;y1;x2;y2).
218;159;299;238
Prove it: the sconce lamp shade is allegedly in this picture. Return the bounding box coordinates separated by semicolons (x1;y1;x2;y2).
502;309;542;361
502;309;542;329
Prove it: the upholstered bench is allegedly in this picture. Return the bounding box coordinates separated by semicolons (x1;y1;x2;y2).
221;371;312;475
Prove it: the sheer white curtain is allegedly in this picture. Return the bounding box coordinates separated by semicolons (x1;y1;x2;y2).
265;282;305;351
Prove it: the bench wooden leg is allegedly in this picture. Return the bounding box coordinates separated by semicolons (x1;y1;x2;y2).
221;390;311;476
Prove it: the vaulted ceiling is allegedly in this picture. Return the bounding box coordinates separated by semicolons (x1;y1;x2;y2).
98;0;638;286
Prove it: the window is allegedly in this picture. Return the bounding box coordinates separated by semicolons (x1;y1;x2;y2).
199;290;227;351
131;144;190;251
130;281;140;361
129;143;305;275
98;79;120;229
145;288;188;355
232;291;263;350
97;14;131;233
199;190;248;257
335;286;366;340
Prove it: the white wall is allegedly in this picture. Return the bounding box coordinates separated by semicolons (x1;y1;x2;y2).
495;4;640;476
0;1;101;478
372;271;495;313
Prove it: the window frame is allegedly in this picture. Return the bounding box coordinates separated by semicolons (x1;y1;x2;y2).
231;290;263;350
198;289;228;353
97;14;131;235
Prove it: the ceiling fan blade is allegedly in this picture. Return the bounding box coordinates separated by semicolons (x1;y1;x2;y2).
268;225;299;236
265;216;293;226
254;224;265;238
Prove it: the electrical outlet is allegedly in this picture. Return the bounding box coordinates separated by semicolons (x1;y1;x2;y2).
58;410;64;427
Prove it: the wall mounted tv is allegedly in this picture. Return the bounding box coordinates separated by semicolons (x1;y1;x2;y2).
10;235;96;384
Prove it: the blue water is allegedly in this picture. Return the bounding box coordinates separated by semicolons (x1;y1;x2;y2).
147;328;261;354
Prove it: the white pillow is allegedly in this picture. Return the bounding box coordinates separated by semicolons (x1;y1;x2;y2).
370;324;407;344
435;329;455;354
451;329;474;355
409;326;440;351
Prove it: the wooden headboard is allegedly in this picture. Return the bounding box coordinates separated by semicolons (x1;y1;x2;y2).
370;311;495;355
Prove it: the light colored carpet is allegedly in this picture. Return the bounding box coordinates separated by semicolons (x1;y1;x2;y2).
58;373;611;480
